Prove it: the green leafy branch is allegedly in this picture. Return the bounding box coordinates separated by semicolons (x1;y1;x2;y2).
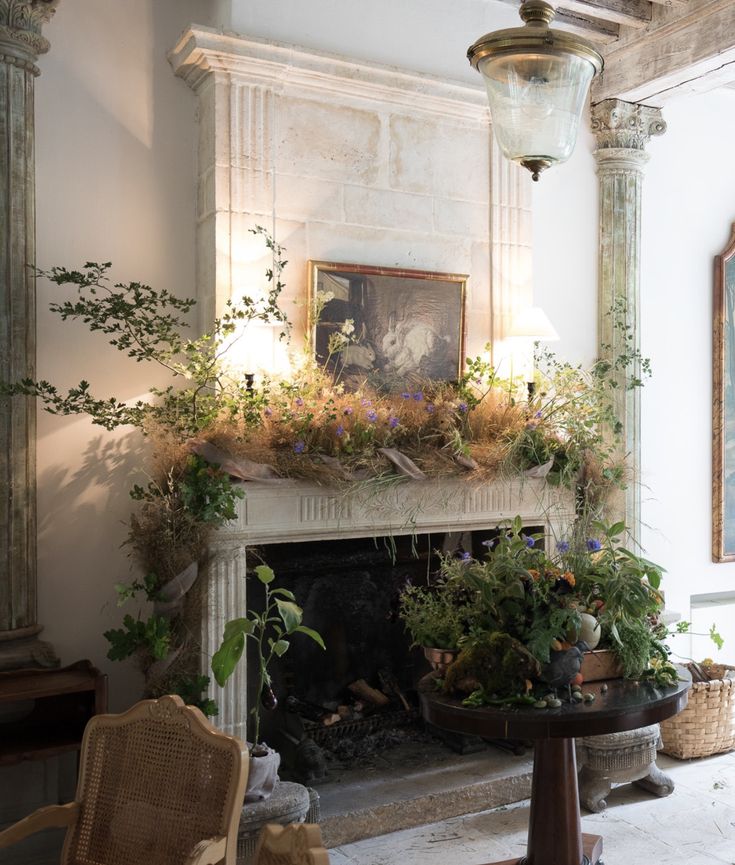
212;564;325;747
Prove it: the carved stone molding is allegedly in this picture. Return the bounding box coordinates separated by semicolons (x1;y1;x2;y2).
0;0;59;61
591;98;665;539
590;99;666;152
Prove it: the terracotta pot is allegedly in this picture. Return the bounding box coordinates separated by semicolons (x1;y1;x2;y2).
423;646;459;675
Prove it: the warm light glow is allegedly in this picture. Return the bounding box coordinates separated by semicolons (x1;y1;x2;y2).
223;318;292;381
507;306;560;341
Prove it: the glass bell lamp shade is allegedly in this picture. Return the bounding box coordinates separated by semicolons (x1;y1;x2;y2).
468;0;603;181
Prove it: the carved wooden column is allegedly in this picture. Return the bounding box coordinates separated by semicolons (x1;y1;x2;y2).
0;0;59;669
591;99;665;538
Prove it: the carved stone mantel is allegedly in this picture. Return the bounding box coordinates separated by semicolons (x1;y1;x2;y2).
590;99;666;539
0;0;59;670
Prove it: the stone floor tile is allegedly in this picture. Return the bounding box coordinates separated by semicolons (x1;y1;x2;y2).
329;751;735;865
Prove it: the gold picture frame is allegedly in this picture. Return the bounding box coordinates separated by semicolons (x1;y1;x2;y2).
713;222;735;561
307;261;467;389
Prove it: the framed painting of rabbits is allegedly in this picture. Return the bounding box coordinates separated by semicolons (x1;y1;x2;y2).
307;261;466;390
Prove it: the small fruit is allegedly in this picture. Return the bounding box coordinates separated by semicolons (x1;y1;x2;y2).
583;692;595;703
571;672;584;686
572;691;583;702
547;697;562;708
534;700;548;709
600;683;609;694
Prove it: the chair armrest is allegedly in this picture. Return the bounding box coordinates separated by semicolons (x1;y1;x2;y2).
0;802;80;849
184;835;228;865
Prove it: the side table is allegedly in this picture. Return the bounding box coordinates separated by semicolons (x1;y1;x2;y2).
0;660;108;767
420;675;689;865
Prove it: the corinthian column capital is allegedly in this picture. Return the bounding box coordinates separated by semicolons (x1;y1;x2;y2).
590;98;666;152
0;0;59;64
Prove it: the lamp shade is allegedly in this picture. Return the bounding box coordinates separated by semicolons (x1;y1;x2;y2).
507;306;559;341
468;0;602;181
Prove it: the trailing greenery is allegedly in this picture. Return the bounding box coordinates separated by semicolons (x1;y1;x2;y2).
0;227;662;716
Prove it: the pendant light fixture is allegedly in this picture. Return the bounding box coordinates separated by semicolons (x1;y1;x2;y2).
468;0;603;181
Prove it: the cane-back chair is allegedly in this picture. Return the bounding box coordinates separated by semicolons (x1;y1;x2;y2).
254;824;330;865
0;695;248;865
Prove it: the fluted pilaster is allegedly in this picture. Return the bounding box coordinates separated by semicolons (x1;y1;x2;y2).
0;0;59;669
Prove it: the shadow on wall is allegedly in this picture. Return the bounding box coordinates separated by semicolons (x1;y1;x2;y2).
37;429;148;711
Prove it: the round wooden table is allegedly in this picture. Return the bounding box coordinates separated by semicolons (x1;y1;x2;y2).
419;675;690;865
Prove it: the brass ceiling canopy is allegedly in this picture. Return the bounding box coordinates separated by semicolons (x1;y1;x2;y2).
468;0;603;180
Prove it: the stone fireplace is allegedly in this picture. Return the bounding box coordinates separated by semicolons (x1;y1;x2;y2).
166;25;554;744
203;479;573;739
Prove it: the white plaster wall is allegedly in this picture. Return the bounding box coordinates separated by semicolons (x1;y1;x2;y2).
217;0;520;84
531;121;599;366
34;0;206;710
640;89;735;662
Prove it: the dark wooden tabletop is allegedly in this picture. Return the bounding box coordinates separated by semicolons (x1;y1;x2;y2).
419;674;690;740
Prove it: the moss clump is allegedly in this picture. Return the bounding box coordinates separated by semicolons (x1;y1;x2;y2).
444;631;541;698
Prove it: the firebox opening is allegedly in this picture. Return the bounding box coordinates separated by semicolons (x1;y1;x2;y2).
244;525;543;785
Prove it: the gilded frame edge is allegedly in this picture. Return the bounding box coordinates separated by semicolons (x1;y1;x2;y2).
712;222;735;562
306;260;468;382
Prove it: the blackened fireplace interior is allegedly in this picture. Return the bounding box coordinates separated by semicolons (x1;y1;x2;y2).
244;525;542;785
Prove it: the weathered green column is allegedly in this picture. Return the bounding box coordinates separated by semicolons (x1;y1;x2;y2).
590;99;665;539
0;0;59;669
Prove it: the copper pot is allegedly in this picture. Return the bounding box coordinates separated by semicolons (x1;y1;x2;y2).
423;646;459;674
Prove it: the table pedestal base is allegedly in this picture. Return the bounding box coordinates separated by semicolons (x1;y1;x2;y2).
486;834;603;865
482;739;603;865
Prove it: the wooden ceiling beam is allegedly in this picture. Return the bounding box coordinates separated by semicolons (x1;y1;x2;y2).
553;10;619;43
592;0;735;104
557;0;651;30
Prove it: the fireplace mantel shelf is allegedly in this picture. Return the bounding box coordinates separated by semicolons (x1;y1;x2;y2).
212;476;574;547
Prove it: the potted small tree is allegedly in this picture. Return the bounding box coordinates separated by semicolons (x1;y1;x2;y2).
212;563;325;801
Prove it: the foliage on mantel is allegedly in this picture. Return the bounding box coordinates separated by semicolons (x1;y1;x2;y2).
0;228;649;716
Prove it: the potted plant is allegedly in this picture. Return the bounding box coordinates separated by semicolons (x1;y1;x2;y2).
398;574;477;672
212;563;325;801
406;517;683;707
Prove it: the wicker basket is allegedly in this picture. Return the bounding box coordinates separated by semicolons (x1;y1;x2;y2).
660;663;735;759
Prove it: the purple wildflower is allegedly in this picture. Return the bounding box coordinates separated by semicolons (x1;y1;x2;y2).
335;425;344;437
426;404;435;414
481;539;495;549
389;416;399;429
293;441;305;454
522;534;535;548
361;398;372;407
458;402;468;413
413;392;424;401
263;406;272;417
556;540;570;554
343;406;354;416
460;551;471;562
401;392;411;400
366;409;378;423
534;410;542;418
587;538;602;552
295;397;304;407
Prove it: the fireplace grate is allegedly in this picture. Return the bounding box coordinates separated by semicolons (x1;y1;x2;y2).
301;707;420;747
